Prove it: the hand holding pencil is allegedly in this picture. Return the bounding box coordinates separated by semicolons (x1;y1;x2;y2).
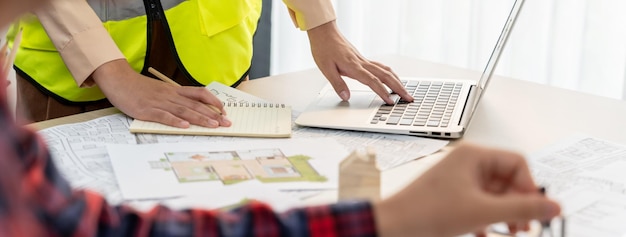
91;59;231;129
148;67;224;116
148;66;230;126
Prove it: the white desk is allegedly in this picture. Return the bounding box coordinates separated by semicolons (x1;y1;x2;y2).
239;55;626;200
32;55;626;202
241;55;626;151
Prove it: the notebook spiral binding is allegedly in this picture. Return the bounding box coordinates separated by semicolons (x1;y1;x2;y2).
223;102;287;108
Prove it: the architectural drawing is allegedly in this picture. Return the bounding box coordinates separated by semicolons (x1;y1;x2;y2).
154;148;326;185
107;138;345;200
38;114;136;204
529;136;626;236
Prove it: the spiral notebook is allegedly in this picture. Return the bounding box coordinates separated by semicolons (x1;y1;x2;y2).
129;83;292;138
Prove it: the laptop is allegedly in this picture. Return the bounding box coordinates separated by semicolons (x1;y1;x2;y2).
295;0;525;139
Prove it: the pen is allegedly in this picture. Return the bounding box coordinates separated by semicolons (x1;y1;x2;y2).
538;187;551;229
539;186;566;237
148;67;223;115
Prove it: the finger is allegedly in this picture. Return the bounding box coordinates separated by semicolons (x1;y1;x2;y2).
506;222;517;234
156;100;222;128
506;221;530;233
138;109;191;129
484;179;508;194
477;147;538;193
371;61;400;80
519;221;530;232
319;63;351;101
176;87;226;115
173;87;231;127
366;61;414;102
488;151;537;193
481;195;561;224
344;66;394;104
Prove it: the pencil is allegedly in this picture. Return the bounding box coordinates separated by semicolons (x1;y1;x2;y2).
4;29;22;75
148;67;223;115
2;29;22;78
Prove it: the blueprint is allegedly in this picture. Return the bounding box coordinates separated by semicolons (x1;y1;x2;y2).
528;135;626;237
107;138;346;200
38;114;136;204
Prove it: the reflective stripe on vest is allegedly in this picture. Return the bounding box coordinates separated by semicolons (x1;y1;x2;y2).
9;0;261;102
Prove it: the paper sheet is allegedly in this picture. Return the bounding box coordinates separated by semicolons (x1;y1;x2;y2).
162;82;450;170
128;180;302;213
151;126;448;171
206;81;269;104
528;135;626;237
38;114;136;204
292;125;448;170
37;82;448;204
107;138;347;200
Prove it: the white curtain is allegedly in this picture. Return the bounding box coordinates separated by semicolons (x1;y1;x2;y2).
271;0;626;100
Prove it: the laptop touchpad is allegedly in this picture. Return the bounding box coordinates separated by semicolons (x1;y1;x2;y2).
317;91;377;109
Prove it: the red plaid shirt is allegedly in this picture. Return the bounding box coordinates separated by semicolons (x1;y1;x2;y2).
0;77;376;236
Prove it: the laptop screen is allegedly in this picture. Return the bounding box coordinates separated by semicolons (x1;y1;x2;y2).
457;0;526;127
477;0;526;96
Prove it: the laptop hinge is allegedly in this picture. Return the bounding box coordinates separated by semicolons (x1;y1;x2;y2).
458;85;478;126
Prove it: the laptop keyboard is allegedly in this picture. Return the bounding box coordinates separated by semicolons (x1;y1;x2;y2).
370;81;463;127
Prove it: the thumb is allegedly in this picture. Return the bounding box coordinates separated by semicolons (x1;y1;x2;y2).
481;195;561;224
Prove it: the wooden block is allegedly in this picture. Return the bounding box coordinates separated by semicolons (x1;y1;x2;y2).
338;147;381;201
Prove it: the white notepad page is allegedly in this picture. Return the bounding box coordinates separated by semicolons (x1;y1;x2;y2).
129;83;292;138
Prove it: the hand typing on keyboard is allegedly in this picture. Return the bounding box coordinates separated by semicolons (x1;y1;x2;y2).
386;94;402;105
371;80;462;128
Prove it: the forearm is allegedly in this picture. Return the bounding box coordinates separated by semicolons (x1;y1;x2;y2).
34;0;124;87
306;20;343;45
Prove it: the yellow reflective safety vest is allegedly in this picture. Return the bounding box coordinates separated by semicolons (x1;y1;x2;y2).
8;0;262;103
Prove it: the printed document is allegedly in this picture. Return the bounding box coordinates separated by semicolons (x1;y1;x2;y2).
528;135;626;237
107;138;347;200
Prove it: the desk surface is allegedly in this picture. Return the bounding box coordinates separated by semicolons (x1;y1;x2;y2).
31;55;626;200
239;55;626;153
36;55;626;151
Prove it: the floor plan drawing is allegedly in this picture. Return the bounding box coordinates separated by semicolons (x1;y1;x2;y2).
107;138;345;200
155;148;326;184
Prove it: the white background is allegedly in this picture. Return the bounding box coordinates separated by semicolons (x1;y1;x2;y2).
272;0;626;100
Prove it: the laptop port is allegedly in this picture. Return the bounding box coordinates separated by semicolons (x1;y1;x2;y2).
445;133;451;136
432;132;441;136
